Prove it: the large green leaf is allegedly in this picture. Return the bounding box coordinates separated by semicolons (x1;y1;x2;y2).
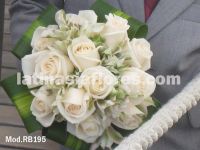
91;0;148;38
0;74;42;133
12;5;58;59
43;122;90;150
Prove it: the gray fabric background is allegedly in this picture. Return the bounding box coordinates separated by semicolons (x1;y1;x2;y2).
10;0;200;149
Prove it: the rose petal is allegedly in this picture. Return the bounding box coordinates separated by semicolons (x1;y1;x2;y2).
22;51;48;76
102;31;128;49
55;10;67;27
31;26;46;48
36;112;56;127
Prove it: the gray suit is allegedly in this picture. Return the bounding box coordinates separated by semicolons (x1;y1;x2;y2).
10;0;200;149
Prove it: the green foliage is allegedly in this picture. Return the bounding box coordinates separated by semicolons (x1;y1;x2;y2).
43;122;90;150
107;85;128;103
90;35;105;47
0;74;42;133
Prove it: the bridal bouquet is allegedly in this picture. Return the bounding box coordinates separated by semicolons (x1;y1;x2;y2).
1;0;159;149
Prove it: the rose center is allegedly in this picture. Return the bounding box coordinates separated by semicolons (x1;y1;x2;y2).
74;43;95;54
36;100;46;113
41;56;59;75
65;104;82;115
93;78;105;91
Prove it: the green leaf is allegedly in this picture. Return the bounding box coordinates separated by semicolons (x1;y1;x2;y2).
43;122;90;150
91;0;148;38
0;74;42;133
12;5;58;59
90;35;105;47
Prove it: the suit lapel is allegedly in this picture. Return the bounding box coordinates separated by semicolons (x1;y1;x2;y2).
147;0;195;39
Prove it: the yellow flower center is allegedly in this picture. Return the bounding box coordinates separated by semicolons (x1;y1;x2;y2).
36;100;46;113
65;104;82;115
74;43;95;54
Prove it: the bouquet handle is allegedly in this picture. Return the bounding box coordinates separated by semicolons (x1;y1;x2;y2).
115;73;200;150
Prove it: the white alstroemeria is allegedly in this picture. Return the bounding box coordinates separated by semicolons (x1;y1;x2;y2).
121;67;156;99
137;97;155;115
78;10;104;36
22;49;74;84
65;13;86;26
56;10;103;37
79;66;118;99
31;25;58;53
30;86;58;127
96;100;115;114
124;38;153;71
78;10;97;25
110;97;145;130
55;10;97;27
101;13;130;49
81;23;105;37
90;125;123;150
56;87;95;124
55;10;68;28
67;114;105;143
68;36;101;71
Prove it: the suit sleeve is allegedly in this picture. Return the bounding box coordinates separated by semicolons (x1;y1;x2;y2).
10;0;64;46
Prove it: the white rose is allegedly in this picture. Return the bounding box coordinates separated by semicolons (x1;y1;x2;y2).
79;66;117;99
22;49;74;83
31;25;58;53
56;87;95;124
110;98;144;130
124;38;153;71
30;86;57;127
68;36;101;71
67;114;104;143
121;68;156;99
101;13;130;49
